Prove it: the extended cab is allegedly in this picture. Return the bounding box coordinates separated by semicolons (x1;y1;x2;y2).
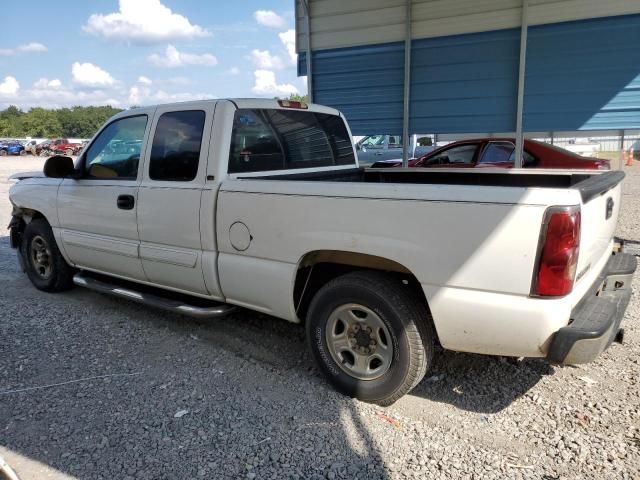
8;99;636;405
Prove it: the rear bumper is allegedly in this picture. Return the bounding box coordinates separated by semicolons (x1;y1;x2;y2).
547;250;637;364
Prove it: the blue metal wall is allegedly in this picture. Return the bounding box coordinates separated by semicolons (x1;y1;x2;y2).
299;14;640;135
410;29;519;134
299;43;405;134
524;14;640;131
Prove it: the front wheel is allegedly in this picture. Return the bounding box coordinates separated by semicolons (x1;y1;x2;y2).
306;271;435;406
21;218;75;292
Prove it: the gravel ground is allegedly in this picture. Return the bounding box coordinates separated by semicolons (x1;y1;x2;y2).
0;156;638;480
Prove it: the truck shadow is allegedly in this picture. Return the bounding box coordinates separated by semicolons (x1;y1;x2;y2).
0;237;391;479
410;350;555;414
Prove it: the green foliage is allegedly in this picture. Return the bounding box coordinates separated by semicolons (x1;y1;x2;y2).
0;105;123;138
274;93;310;103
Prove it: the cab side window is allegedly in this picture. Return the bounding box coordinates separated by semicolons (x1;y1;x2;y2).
149;110;206;182
84;115;147;179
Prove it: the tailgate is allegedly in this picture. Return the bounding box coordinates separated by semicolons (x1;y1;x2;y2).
574;172;624;289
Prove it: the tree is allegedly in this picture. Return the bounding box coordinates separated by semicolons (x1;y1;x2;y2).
0;105;123;138
274;93;310;103
20;108;63;137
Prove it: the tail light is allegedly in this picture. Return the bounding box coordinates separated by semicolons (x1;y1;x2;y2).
533;207;581;297
278;100;308;109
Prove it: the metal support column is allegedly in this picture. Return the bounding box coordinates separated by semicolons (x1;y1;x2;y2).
514;0;529;168
401;0;412;168
301;0;313;103
619;130;625;170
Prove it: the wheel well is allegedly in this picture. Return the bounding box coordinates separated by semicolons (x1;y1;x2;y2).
10;209;46;247
293;251;433;330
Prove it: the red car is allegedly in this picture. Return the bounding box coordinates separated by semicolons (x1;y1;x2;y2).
370;138;610;170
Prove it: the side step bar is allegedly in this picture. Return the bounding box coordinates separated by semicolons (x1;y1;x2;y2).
73;273;236;319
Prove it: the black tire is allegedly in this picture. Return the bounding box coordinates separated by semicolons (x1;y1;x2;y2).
306;271;435;406
21;218;75;292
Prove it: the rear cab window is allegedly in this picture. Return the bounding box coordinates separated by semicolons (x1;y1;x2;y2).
228;109;355;174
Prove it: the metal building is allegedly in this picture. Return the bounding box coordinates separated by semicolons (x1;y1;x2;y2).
295;1;640;165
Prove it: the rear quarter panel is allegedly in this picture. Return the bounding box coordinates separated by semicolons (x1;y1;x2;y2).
215;179;577;325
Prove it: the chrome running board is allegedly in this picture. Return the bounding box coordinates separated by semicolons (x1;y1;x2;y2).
73;273;236;319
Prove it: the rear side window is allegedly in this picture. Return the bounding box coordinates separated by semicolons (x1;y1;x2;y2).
480;141;537;167
480;142;514;163
228;109;355;173
149;110;205;182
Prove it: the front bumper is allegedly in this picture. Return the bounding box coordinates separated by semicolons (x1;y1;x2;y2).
547;250;637;364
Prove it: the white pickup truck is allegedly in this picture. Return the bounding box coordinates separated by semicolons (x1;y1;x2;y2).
8;99;636;405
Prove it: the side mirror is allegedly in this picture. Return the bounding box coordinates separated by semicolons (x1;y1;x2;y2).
43;155;75;178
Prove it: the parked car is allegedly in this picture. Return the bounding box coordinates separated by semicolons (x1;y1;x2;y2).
44;138;83;156
356;134;434;166
0;140;25;156
8;99;635;405
371;138;611;170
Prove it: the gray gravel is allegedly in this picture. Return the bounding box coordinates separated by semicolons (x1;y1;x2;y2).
0;156;638;479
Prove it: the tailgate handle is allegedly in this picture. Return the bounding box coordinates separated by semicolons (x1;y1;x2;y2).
606;197;614;220
117;194;135;210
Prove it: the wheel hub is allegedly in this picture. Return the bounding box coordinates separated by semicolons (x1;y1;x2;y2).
325;303;393;381
349;324;377;355
29;235;53;280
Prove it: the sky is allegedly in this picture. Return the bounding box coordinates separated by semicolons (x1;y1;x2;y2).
0;0;305;110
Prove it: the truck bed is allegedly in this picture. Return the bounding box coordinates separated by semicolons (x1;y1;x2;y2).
244;168;624;203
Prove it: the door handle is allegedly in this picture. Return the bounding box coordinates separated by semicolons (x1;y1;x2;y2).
117;194;135;210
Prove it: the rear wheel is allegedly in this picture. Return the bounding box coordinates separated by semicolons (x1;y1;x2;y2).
65;148;73;156
21;218;74;292
0;150;7;156
306;271;435;406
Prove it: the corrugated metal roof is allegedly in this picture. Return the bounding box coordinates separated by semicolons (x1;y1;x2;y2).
296;0;640;52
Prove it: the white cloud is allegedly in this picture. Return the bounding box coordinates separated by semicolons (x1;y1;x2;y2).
251;70;298;97
83;0;210;43
128;84;212;105
72;62;116;87
17;42;48;53
254;10;286;29
166;76;191;86
138;76;152;85
0;76;20;96
0;42;48;56
149;45;217;68
279;29;297;65
34;78;62;89
227;67;240;76
1;80;121;109
0;75;212;110
249;49;285;70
